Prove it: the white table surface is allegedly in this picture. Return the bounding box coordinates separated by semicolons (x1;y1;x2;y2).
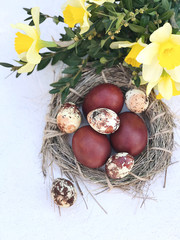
0;1;180;240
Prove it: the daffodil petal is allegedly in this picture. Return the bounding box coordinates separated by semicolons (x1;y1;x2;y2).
18;52;27;62
136;42;159;65
150;23;172;43
18;63;35;73
11;23;36;39
171;34;180;44
80;13;90;34
166;66;180;83
142;57;163;82
175;82;180;91
110;41;135;49
26;40;41;64
31;7;40;36
158;75;173;100
146;80;159;96
62;0;86;10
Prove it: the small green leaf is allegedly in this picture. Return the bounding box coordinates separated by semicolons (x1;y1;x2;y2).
49;89;60;94
148;21;157;32
37;58;51;71
16;72;21;78
62;66;79;75
61;87;70;103
64;27;75;38
162;0;170;11
160;10;174;21
134;76;140;87
129;24;146;33
0;62;14;68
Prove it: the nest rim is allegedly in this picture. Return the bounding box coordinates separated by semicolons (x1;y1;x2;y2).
42;65;175;195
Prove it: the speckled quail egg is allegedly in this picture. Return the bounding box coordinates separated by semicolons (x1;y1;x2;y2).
87;108;120;134
51;178;77;207
105;152;134;179
57;102;81;133
125;89;149;113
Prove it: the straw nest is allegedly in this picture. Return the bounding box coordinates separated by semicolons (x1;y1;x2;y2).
41;65;175;196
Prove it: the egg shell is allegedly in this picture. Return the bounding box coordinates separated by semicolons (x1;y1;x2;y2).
125;89;149;113
57;102;81;134
87;108;120;134
110;112;148;156
105;152;134;179
82;83;124;117
51;178;77;207
72;126;111;168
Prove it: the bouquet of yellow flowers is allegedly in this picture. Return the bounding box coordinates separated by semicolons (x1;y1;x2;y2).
1;0;180;102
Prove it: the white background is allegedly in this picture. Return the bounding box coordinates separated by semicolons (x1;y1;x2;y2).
0;1;180;240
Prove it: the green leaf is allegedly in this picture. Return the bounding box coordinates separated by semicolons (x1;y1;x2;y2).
162;0;170;11
129;24;146;33
23;8;32;15
71;71;82;87
61;87;70;103
122;0;133;11
134;76;140;87
50;82;66;88
49;89;60;94
116;13;126;29
37;58;51;71
62;66;79;75
64;27;75;38
0;62;14;68
16;72;21;78
140;15;150;27
160;10;174;21
148;21;157;32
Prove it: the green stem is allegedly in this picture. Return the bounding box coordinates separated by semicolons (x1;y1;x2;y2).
39;40;57;49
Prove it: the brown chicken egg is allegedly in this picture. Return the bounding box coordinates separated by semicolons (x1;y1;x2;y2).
105;152;134;179
82;83;124;116
51;178;77;207
87;108;120;134
57;102;81;134
72;126;111;168
125;89;149;113
110;112;148;156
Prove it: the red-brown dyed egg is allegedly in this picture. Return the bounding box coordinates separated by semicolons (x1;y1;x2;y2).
105;152;134;179
110;112;148;156
72;126;111;168
82;83;124;116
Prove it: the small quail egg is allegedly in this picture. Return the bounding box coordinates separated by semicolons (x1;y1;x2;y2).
57;102;81;133
51;178;77;207
125;89;149;113
87;108;120;134
105;152;134;179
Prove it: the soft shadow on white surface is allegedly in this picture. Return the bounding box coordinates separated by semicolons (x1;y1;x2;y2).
0;1;180;240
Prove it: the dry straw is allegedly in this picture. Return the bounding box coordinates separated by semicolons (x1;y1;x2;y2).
41;65;175;197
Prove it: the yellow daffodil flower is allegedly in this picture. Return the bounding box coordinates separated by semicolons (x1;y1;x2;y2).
136;23;180;99
110;38;147;68
62;0;90;34
88;0;115;5
12;7;56;73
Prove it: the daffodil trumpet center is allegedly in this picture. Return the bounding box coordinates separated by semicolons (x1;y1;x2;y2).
158;39;180;70
63;4;86;28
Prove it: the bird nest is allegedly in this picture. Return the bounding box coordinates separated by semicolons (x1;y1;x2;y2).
41;65;175;197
